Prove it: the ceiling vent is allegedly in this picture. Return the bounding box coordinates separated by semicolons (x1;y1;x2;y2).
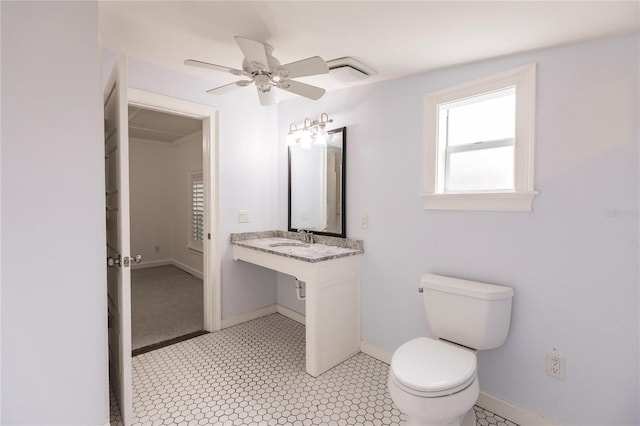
327;57;376;82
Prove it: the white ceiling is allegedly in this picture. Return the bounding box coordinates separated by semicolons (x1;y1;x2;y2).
100;1;639;95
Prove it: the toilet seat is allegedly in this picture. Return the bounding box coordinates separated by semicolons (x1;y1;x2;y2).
390;337;477;397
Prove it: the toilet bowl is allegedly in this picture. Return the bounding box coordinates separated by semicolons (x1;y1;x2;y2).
388;337;479;426
388;274;514;426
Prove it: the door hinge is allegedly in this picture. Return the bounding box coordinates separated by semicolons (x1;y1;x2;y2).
107;255;121;267
208;233;212;240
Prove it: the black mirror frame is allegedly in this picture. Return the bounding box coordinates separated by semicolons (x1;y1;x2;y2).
288;127;347;238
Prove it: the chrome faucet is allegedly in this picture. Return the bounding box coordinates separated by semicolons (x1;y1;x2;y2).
298;229;314;244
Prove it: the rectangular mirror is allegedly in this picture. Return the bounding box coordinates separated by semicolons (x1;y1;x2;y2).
288;127;346;237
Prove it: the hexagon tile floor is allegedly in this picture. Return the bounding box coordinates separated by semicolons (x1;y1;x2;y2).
110;313;518;426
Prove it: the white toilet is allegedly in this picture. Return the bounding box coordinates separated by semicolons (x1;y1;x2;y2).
388;274;514;426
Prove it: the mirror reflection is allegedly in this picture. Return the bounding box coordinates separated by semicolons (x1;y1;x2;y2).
288;127;346;237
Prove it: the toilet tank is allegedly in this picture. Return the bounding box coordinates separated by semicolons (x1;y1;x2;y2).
421;274;513;350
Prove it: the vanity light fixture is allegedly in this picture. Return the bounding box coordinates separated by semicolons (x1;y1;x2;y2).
287;113;334;148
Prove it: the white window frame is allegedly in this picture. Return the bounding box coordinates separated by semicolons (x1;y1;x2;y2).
188;170;204;253
422;63;538;211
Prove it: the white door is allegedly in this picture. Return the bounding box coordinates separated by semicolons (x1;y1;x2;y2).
105;54;133;425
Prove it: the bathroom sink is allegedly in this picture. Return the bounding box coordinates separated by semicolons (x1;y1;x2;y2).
231;235;363;263
269;242;310;248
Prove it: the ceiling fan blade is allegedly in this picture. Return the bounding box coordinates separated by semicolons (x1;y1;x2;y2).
257;88;278;107
185;59;247;77
235;36;270;72
277;80;326;100
277;56;329;79
206;81;251;95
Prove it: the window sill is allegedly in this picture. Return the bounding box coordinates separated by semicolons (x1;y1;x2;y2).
421;191;538;212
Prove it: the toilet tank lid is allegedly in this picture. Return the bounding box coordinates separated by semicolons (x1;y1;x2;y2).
421;274;513;300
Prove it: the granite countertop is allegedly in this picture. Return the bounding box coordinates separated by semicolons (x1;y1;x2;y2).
230;231;364;263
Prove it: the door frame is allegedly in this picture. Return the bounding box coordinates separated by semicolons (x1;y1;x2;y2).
128;88;221;332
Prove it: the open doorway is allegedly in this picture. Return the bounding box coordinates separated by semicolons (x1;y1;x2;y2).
128;106;206;354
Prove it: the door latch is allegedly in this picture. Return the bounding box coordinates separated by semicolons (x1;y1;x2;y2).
107;254;142;268
122;254;142;268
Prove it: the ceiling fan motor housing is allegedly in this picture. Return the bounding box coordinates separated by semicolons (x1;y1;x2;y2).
254;74;272;92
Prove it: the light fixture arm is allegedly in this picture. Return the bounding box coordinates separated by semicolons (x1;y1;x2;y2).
287;113;334;147
319;113;331;126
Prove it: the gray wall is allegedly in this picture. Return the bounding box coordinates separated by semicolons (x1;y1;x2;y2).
129;139;176;266
129;133;205;275
277;33;639;425
1;2;107;424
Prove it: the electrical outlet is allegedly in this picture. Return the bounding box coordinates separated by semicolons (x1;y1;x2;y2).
154;245;160;253
237;210;250;223
360;214;368;229
546;352;566;380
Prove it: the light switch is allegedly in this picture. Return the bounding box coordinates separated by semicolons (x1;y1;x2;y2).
238;210;250;223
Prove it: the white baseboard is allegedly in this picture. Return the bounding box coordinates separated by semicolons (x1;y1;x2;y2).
173;259;203;279
360;341;561;426
131;258;203;279
276;305;306;325
360;340;392;364
221;305;278;329
132;259;173;270
477;392;561;426
220;304;306;329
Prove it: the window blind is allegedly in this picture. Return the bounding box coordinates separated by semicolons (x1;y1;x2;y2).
192;175;204;243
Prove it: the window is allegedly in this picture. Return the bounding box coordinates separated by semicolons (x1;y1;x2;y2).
189;171;204;252
423;64;537;211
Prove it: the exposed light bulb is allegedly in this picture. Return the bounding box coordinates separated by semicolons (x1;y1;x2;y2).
315;133;327;146
300;130;312;149
287;123;298;146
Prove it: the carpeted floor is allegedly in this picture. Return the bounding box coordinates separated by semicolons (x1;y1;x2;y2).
131;265;203;351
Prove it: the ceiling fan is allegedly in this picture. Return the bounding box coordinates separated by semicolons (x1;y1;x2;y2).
185;36;330;107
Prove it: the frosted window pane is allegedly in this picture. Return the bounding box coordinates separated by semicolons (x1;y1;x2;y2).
447;146;514;191
445;88;515;147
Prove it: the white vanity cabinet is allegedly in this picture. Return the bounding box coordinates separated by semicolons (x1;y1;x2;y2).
231;234;363;377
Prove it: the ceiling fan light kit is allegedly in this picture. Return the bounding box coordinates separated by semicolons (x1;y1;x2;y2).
288;113;334;148
185;36;330;106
